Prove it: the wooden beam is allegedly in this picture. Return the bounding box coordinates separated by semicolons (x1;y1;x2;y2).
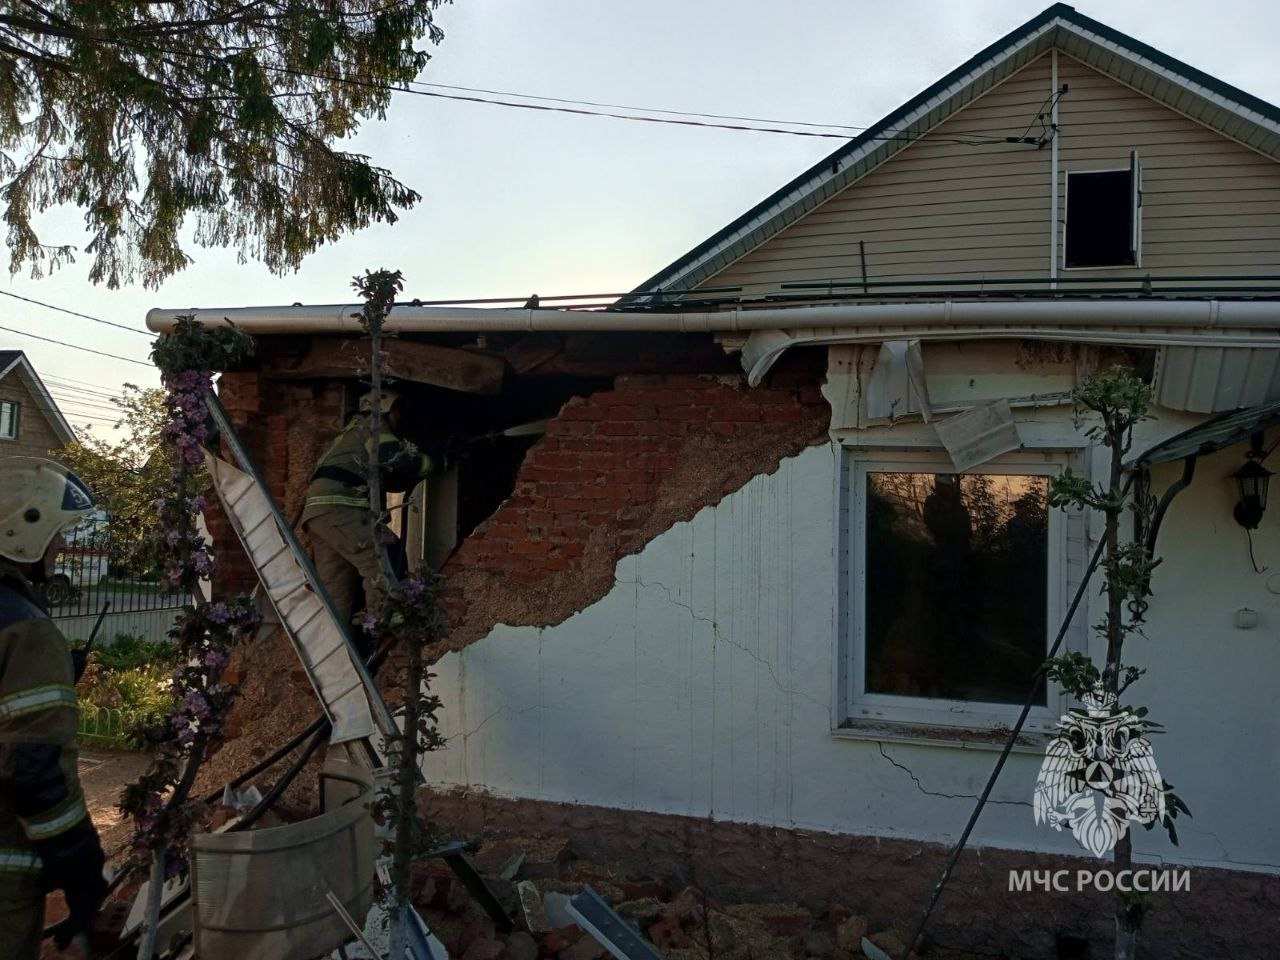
269;338;506;394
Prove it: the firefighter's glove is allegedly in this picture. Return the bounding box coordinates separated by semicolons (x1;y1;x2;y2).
42;820;108;946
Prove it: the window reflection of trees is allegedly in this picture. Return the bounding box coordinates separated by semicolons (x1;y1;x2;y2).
865;472;1049;706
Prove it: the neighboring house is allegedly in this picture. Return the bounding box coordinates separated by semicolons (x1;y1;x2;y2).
149;6;1280;955
0;349;76;457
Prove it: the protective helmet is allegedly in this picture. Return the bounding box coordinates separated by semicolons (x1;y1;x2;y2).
358;389;400;414
0;458;96;564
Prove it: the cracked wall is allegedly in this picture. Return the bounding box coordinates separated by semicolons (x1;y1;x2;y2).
436;358;830;654
425;432;1280;881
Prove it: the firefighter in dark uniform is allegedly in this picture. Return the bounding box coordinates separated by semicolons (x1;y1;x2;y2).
300;390;440;628
0;457;107;959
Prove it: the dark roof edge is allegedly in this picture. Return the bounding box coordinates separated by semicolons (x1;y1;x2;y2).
632;3;1280;296
1064;6;1280;128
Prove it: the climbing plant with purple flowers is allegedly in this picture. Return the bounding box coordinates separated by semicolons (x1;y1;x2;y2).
119;317;258;879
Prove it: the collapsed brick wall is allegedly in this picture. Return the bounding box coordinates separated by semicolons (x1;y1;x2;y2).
199;351;829;810
436;356;830;655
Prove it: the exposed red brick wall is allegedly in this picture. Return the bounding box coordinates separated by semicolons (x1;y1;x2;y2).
437;356;830;654
202;351;828;805
204;371;346;599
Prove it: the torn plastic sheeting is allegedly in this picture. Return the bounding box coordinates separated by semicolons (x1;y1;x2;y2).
740;329;796;386
934;399;1022;471
865;339;931;422
206;453;375;744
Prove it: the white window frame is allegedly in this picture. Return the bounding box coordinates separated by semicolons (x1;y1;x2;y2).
1062;155;1143;271
0;399;18;440
838;447;1084;736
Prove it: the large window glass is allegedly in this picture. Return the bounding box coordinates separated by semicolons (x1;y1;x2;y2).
864;471;1049;706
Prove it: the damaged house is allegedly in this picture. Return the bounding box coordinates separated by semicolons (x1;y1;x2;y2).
148;5;1280;957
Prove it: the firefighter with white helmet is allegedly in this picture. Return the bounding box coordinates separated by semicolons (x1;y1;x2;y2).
0;457;107;958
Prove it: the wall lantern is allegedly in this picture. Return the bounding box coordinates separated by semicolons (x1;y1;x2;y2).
1232;434;1273;530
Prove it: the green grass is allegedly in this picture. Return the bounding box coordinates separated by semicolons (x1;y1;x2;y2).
76;633;178;749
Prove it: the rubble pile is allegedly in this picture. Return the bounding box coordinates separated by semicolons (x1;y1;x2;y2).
409;835;990;960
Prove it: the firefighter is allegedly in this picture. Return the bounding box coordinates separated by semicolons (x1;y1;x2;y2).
0;457;107;959
300;390;440;629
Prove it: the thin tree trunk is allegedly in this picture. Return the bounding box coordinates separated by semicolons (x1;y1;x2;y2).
367;317;388;593
388;628;423;958
1113;834;1139;959
1102;421;1140;960
137;851;165;960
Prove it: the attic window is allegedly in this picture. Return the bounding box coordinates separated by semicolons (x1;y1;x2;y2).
1064;151;1142;268
0;400;18;440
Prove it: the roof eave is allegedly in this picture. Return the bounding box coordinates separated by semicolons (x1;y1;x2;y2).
4;354;76;445
631;4;1280;299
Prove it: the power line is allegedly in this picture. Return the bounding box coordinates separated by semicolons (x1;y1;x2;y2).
0;289;154;337
325;73;1014;144
49;393;127;414
0;323;152;366
43;380;129;401
412;79;872;132
131;42;1018;145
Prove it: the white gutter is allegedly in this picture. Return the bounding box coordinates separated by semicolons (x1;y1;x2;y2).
146;298;1280;336
147;299;1280;385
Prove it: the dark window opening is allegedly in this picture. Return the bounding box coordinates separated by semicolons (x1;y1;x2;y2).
1065;155;1141;268
864;471;1050;706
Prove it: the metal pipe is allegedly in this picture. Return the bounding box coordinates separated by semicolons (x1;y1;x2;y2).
147;297;1280;335
1050;50;1060;286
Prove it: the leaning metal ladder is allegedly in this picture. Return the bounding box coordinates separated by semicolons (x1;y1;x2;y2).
203;390;399;752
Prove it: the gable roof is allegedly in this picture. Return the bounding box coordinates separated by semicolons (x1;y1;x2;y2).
0;350;76;445
632;3;1280;298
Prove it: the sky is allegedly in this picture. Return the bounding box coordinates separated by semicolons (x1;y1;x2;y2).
3;0;1279;437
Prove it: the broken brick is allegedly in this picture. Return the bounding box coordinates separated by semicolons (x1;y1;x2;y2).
647;914;694;951
503;931;538;960
558;937;607;960
460;936;504;960
835;915;869;956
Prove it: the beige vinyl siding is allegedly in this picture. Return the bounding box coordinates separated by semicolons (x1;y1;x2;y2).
0;372;65;459
703;51;1280;294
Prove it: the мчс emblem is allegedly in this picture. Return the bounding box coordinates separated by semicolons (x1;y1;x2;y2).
1034;687;1169;857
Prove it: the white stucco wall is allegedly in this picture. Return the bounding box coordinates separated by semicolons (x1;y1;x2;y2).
425;407;1280;876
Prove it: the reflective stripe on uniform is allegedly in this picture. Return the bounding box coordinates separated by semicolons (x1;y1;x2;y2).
304;494;373;510
0;848;42;874
0;684;77;721
19;789;87;841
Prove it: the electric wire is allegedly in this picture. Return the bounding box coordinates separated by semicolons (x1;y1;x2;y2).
0;289;154;337
70;33;1033;146
49;393;128;414
0;323;153;365
41;370;144;391
44;380;131;401
412;78;874;132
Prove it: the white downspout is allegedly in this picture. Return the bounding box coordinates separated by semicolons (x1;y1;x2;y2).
1049;48;1060;288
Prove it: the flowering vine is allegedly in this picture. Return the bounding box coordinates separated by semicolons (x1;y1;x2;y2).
120;318;257;884
120;597;260;876
365;573;448;918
